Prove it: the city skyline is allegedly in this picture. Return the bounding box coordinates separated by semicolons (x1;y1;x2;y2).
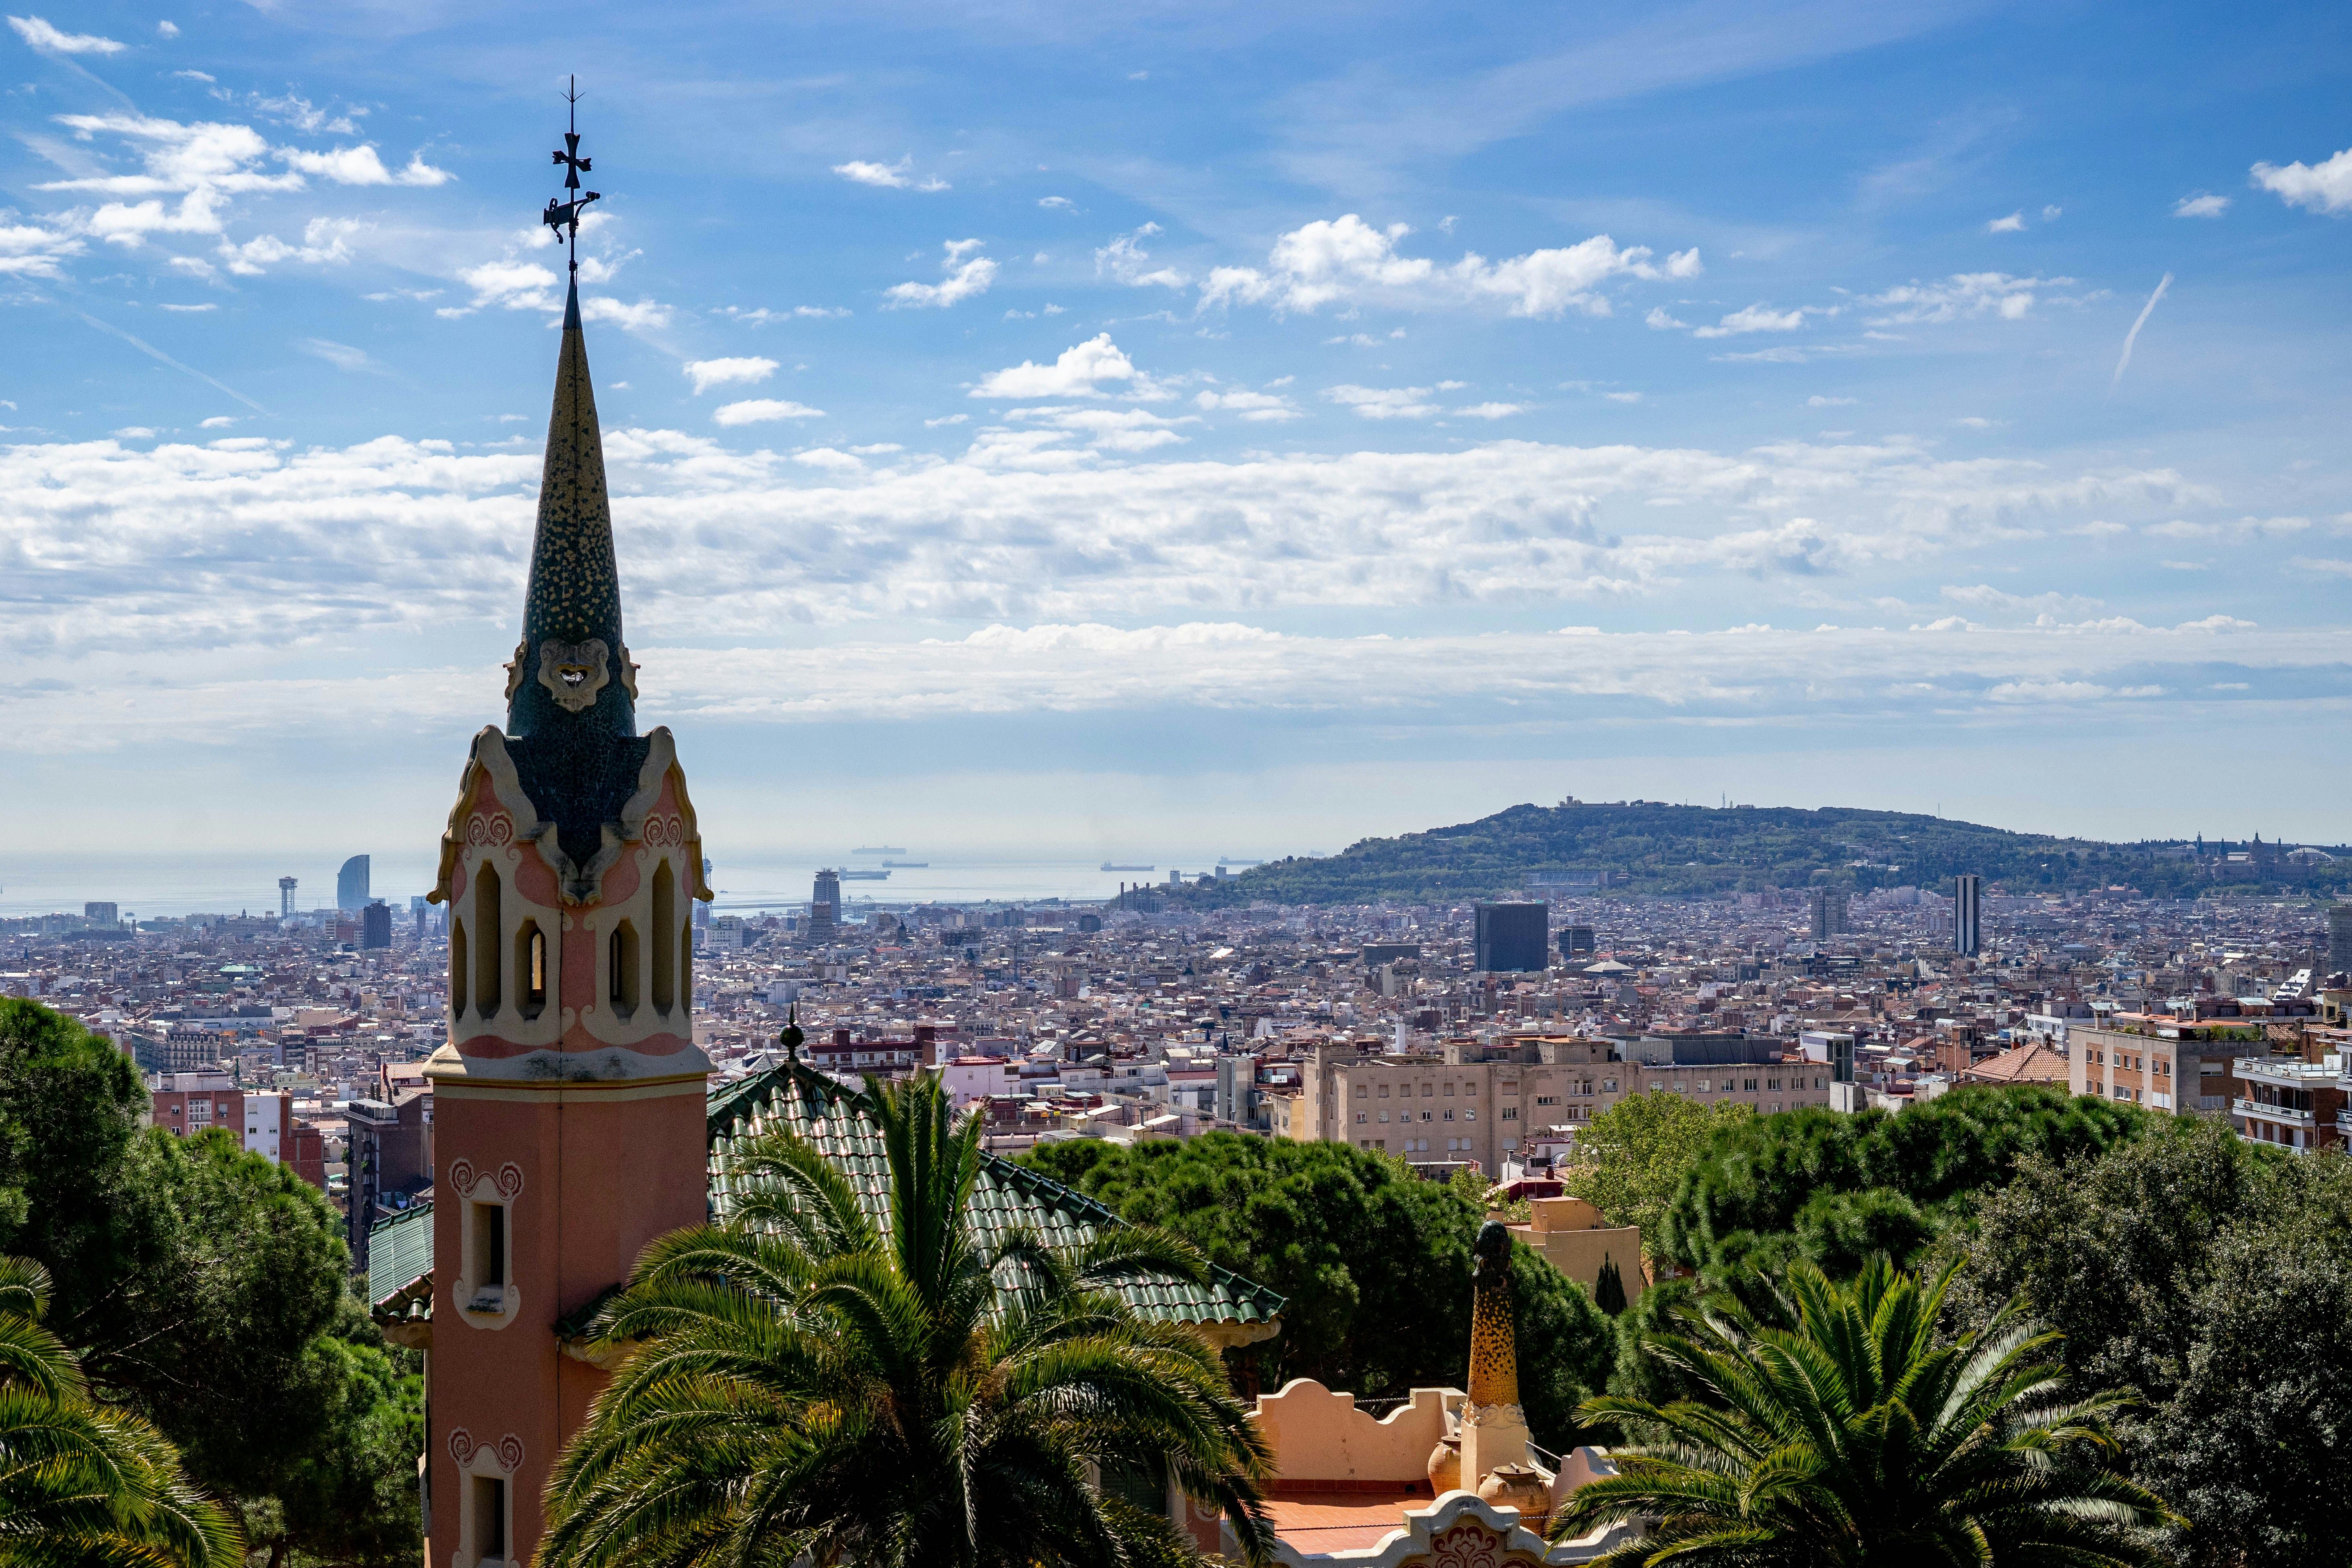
4;0;2350;861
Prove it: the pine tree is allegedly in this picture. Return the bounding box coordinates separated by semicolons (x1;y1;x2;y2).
1593;1251;1628;1316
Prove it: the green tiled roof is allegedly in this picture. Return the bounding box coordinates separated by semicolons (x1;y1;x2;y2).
368;1201;435;1323
707;1063;1285;1330
367;1067;1286;1336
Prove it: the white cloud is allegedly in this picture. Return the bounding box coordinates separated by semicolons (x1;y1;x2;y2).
1195;388;1301;422
0;219;85;278
1324;384;1440;419
1003;404;1200;455
450;259;559;314
199;415;237;428
924;413;968;427
713;399;826;425
1986;210;2025;233
1692;302;1823;339
972;333;1145;399
1644;306;1687;330
2042;205;2062;221
158;301;214;312
2173;193;2230;219
1955;416;2000;429
1605;392;1643;404
216;215;362;275
793;447;865;472
111;426;156;439
581;296;672;334
1455;402;1523;419
278;144;452;187
1198;214;1700;318
1094;225;1188;289
9;14;125;53
683;357;779;395
1806;395;1857;407
884;239;997;309
834;157;913;188
156;19;177;36
1038;196;1075;210
1865;272;2055;325
2251;147;2352;215
299;338;386;374
850;444;904;456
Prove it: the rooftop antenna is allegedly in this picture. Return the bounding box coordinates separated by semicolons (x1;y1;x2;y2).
544;74;600;275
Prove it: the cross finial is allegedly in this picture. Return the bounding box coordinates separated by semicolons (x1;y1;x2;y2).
543;74;600;275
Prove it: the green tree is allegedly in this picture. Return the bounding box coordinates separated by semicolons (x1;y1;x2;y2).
1562;1091;1754;1245
0;1254;243;1568
1591;1254;1626;1316
1658;1085;2146;1282
1549;1256;2177;1566
544;1076;1274;1568
1021;1135;1615;1450
1954;1120;2352;1568
0;1001;421;1567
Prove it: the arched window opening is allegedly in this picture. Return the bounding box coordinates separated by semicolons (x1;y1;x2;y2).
608;921;640;1017
650;861;676;1014
474;864;503;1017
450;919;468;1019
679;925;694;1017
515;920;547;1019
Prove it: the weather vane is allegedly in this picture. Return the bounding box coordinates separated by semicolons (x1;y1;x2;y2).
543;75;599;274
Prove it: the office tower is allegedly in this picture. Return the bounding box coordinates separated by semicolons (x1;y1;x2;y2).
279;877;297;918
337;854;370;914
1808;887;1849;939
1954;874;1983;957
695;856;713;926
809;868;841;941
419;249;712;1568
1473;902;1548;972
361;902;392;950
2328;904;2352;977
1559;924;1596;960
84;902;118;926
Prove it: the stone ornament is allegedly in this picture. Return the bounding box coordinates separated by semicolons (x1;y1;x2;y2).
446;1429;524;1473
502;640;530;701
537;638;611;713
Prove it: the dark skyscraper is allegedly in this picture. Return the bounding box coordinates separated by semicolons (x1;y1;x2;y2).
361;901;392;949
1559;924;1596;960
1954;874;1983;957
809;868;841;940
337;854;370;913
1474;902;1548;972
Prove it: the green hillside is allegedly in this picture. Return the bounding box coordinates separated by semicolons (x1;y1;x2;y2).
1181;801;2342;907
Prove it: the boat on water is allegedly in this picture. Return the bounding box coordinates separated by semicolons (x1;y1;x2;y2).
852;846;907;855
838;869;891;881
1101;862;1155;872
881;860;929;868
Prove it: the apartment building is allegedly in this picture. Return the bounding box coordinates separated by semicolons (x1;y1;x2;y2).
150;1073;328;1192
2230;1056;2348;1153
1282;1032;1833;1172
2067;1019;2269;1113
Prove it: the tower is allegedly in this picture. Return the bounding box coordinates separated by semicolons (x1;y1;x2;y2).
338;854;370;913
279;876;297;918
421;97;709;1568
1954;874;1982;957
809;867;840;940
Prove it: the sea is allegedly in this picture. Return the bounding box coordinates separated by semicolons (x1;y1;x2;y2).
0;850;1274;920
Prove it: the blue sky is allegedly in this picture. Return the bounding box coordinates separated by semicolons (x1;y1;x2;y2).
4;0;2350;896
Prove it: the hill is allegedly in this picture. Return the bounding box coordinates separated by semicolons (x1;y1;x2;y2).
1181;801;2341;907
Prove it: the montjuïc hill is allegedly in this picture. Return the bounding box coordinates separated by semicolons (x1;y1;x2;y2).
1179;800;2348;908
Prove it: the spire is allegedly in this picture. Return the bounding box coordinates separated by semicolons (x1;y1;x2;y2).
507;94;631;739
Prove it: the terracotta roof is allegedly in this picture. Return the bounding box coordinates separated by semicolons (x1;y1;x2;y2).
1960;1039;2069;1085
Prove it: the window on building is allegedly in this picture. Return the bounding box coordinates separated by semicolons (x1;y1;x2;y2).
1502;1107;1518;1120
515;921;546;1020
471;1473;508;1566
1421;1083;1434;1097
473;865;502;1018
1603;1079;1617;1092
1464;1082;1477;1096
1355;1112;1367;1124
1444;1082;1455;1096
1419;1109;1432;1121
608;921;640;1016
1744;1078;1758;1091
1465;1109;1476;1121
1355;1084;1368;1098
651;861;676;1014
1767;1077;1781;1091
1378;1084;1390;1098
1378;1110;1389;1123
450;920;467;1018
1442;1108;1454;1121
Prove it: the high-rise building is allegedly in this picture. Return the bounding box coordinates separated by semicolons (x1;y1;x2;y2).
337;854;370;914
361;901;392;950
1473;902;1548;972
1559;924;1596;960
1808;887;1849;939
418;253;713;1568
695;856;713;926
84;902;118;926
1954;874;1983;957
279;877;298;918
2328;904;2352;978
809;868;841;941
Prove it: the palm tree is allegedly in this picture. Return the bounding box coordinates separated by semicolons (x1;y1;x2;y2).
0;1254;243;1568
1549;1254;2179;1567
543;1074;1275;1568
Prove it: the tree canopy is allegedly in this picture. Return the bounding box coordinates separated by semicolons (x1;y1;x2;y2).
1951;1118;2352;1568
1656;1084;2149;1282
0;1000;421;1568
1560;1091;1755;1246
1019;1133;1615;1449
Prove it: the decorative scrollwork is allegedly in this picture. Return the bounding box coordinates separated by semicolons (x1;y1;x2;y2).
641;813;686;848
493;1162;524;1200
1427;1521;1518;1568
463;813;514;849
495;1433;524;1473
446;1157;477;1195
447;1428;477;1467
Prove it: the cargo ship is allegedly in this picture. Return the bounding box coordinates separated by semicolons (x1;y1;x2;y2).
1101;862;1155;872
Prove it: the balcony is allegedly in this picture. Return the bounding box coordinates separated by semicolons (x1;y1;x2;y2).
2233;1097;2315;1125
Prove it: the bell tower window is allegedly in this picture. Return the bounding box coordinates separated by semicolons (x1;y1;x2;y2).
608;922;639;1017
473;865;502;1018
515;921;547;1020
650;861;676;1014
450;919;468;1019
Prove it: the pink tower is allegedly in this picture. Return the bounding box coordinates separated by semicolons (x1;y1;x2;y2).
422;246;712;1568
